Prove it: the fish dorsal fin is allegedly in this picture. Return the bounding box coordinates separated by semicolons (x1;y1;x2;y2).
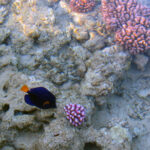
21;85;29;93
43;101;50;106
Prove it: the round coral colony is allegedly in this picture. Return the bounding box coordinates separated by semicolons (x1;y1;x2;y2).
70;0;96;13
64;103;85;127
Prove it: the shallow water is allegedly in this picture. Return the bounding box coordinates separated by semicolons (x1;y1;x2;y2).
0;0;150;149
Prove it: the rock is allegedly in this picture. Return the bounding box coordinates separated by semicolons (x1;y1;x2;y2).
137;88;150;98
0;28;10;44
0;6;8;24
13;134;39;150
110;125;132;144
38;119;84;150
83;35;105;52
84;17;96;30
0;134;6;148
83;126;132;150
0;0;10;5
11;115;41;131
11;31;33;54
2;146;15;150
81;45;130;97
19;55;36;69
52;31;71;49
132;126;145;138
51;72;68;85
0;45;11;56
47;0;60;6
134;54;149;71
72;27;89;41
0;55;11;67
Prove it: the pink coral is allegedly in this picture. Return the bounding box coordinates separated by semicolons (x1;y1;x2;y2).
64;103;85;127
115;23;150;54
101;0;150;54
70;0;95;13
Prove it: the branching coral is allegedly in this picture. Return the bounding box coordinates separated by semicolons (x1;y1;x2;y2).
101;0;150;54
64;104;85;127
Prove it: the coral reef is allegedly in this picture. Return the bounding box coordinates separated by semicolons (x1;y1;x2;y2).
64;104;85;126
101;0;150;54
70;0;95;13
1;0;150;149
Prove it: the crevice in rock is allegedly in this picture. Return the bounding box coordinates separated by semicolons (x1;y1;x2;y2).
84;142;102;150
2;104;9;112
3;84;8;93
14;109;36;116
2;35;11;46
35;112;56;125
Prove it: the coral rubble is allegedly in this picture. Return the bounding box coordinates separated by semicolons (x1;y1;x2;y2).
101;0;150;54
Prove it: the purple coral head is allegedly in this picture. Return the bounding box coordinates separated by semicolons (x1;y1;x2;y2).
64;103;85;127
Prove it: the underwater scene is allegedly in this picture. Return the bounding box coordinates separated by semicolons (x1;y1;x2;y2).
0;0;150;149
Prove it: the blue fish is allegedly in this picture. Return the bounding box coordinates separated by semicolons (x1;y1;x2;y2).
21;85;56;109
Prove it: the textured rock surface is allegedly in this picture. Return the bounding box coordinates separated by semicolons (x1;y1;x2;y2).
84;125;132;150
81;45;130;97
133;54;149;71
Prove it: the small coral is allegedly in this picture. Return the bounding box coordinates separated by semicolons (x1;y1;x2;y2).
70;0;95;13
64;103;85;127
101;0;150;54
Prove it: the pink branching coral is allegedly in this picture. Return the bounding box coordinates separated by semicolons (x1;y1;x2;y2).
115;23;150;54
101;0;150;54
64;103;85;127
70;0;95;13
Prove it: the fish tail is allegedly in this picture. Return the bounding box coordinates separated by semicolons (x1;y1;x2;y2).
21;85;29;93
